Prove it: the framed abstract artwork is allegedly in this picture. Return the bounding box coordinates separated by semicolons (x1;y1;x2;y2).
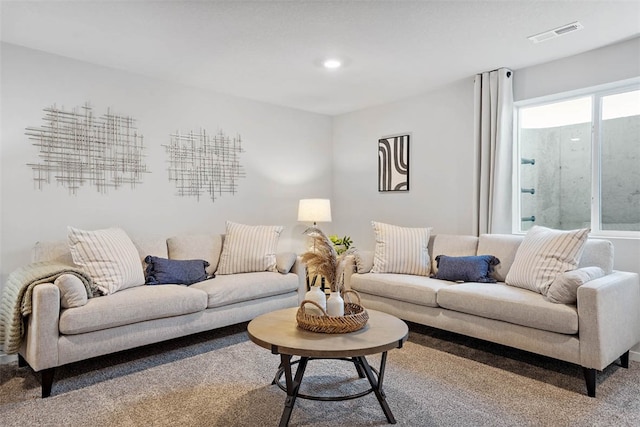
378;134;410;192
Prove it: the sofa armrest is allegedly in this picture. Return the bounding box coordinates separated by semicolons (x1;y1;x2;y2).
291;256;308;304
20;283;60;372
342;255;357;290
577;271;640;370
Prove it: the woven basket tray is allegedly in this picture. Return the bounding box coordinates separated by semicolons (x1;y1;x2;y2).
296;289;369;334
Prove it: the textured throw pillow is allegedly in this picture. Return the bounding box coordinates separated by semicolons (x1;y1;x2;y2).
371;221;432;276
54;274;89;308
546;266;605;304
216;221;283;274
433;255;500;283
144;256;210;285
505;226;590;295
276;252;297;274
68;226;145;295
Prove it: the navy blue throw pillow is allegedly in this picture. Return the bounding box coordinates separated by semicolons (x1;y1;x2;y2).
433;255;500;283
144;255;210;286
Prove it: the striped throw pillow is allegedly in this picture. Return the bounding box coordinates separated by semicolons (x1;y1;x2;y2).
216;221;283;274
371;221;432;276
68;226;145;295
505;226;590;295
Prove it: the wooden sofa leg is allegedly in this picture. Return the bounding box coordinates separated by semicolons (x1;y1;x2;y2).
582;367;596;397
621;351;630;369
41;368;55;398
17;354;28;368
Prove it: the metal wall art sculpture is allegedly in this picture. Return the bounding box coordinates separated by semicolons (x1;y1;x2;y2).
25;103;148;194
164;129;245;202
378;134;410;192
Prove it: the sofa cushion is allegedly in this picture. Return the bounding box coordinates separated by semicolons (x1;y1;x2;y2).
144;256;210;285
132;236;169;261
167;234;223;276
546;266;605;304
579;239;614;274
433;255;500;283
189;272;298;308
59;285;207;335
32;240;75;264
216;221;283;274
354;250;374;273
431;234;478;274
67;226;146;295
350;273;450;308
54;274;88;308
437;282;578;335
506;226;590;295
477;234;523;282
371;221;432;276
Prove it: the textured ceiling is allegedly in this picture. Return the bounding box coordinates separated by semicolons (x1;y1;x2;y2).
1;0;639;115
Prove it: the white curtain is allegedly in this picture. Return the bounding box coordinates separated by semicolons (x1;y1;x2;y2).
473;68;514;235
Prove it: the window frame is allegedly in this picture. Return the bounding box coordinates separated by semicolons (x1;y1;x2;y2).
513;77;640;238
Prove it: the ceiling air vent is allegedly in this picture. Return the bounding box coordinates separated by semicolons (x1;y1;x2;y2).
528;21;584;43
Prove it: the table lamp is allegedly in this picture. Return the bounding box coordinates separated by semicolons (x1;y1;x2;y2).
298;199;332;234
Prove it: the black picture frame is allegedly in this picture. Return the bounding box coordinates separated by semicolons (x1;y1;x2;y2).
378;134;410;192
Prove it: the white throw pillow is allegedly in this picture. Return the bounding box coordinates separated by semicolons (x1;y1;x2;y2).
546;266;605;304
216;221;283;274
54;274;88;308
68;226;145;295
371;221;432;276
506;226;590;295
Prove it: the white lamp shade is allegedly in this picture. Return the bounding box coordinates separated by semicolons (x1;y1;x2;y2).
298;199;332;223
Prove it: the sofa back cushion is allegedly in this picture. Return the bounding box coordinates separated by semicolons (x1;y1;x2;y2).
32;240;75;264
167;234;223;276
33;236;168;264
579;239;614;274
133;236;169;261
430;234;479;274
476;234;523;282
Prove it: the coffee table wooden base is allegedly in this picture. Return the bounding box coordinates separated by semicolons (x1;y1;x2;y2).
275;353;395;426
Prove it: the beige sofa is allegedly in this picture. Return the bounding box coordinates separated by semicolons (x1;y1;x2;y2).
19;233;306;397
343;233;640;397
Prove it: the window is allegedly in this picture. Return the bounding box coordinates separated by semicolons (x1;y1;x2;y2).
514;80;640;236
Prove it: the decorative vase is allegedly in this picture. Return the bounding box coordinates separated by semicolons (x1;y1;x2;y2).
304;285;326;315
326;291;345;317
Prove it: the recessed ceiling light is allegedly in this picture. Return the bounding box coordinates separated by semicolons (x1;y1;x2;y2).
322;59;342;69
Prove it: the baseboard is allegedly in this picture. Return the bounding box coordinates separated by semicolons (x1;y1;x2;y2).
0;353;17;365
630;350;640;363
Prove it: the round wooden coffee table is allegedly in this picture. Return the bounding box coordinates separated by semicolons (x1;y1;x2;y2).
247;307;408;426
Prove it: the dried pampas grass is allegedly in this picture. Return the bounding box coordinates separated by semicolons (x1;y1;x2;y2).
301;228;339;292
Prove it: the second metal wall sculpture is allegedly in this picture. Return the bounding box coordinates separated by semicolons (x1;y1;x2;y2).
378;134;410;192
164;129;245;202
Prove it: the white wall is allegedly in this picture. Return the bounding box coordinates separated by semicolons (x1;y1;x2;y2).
0;43;333;289
331;78;476;249
513;37;640;102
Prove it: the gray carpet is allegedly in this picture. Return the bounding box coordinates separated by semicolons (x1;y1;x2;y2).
1;322;639;426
